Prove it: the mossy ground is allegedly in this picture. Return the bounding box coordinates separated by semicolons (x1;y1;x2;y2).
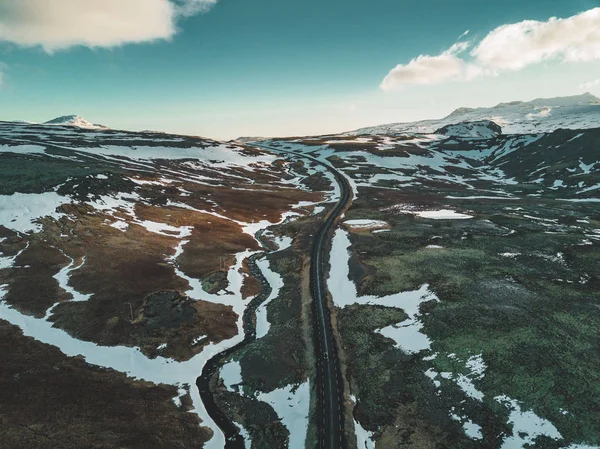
338;191;600;448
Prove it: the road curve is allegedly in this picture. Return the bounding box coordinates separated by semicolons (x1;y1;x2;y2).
259;144;352;449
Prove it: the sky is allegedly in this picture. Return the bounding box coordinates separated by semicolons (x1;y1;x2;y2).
0;0;599;139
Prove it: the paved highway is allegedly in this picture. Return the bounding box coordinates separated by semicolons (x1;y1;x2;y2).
197;143;352;449
260;144;352;449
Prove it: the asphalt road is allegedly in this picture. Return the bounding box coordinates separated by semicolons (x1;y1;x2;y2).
197;143;351;449
260;144;352;449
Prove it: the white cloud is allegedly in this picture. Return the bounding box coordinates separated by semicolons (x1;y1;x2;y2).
380;42;484;91
173;0;217;17
0;0;216;52
381;7;600;90
472;8;600;70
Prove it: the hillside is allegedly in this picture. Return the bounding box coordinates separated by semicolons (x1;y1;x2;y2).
0;121;327;448
351;92;600;136
257;118;600;448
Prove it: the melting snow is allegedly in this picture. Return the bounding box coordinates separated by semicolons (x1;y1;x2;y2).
344;219;389;229
0;192;68;234
463;421;483;440
53;254;93;304
257;381;310;449
0;144;46;154
415;210;473;220
255;257;284;339
328;229;438;354
354;418;376;449
496;395;562;448
220;360;243;393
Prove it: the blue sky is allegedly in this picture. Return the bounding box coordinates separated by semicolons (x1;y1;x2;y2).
0;0;599;138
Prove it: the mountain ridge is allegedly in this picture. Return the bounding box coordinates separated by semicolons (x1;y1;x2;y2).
350;92;600;136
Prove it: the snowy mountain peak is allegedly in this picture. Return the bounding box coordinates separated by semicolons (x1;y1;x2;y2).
350;92;600;136
43;115;108;129
445;93;600;120
435;120;502;139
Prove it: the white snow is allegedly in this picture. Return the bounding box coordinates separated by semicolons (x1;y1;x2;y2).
579;160;596;174
446;195;519;200
500;252;522;258
415;210;473;220
192;335;207;346
172;386;188;408
86;192;138;218
437;121;501;139
110;220;129;231
43;115;106;129
52;254;92;304
385;204;473;220
0;242;29;270
562;445;600;449
220;360;243;393
135;221;193;239
377;318;433;354
0;144;46;154
456;374;484;401
255;257;285;339
354;418;376;449
257;381;310;449
350;93;600;136
463;421;483;440
328;229;438;354
0;192;68;234
496;395;562;449
74;144;276;169
344;219;389;229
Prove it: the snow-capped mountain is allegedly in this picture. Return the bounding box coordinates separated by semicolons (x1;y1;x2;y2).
43;115;108;129
351;93;600;136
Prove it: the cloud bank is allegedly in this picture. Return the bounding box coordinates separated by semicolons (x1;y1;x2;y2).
0;0;217;52
382;7;600;91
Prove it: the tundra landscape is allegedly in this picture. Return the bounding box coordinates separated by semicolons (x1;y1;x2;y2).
1;92;600;449
1;2;600;449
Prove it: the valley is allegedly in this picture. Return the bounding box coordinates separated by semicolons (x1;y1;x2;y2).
1;92;600;449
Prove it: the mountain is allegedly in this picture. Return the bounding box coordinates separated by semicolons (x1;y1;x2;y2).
351;92;600;136
43;115;108;129
434;120;502;139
